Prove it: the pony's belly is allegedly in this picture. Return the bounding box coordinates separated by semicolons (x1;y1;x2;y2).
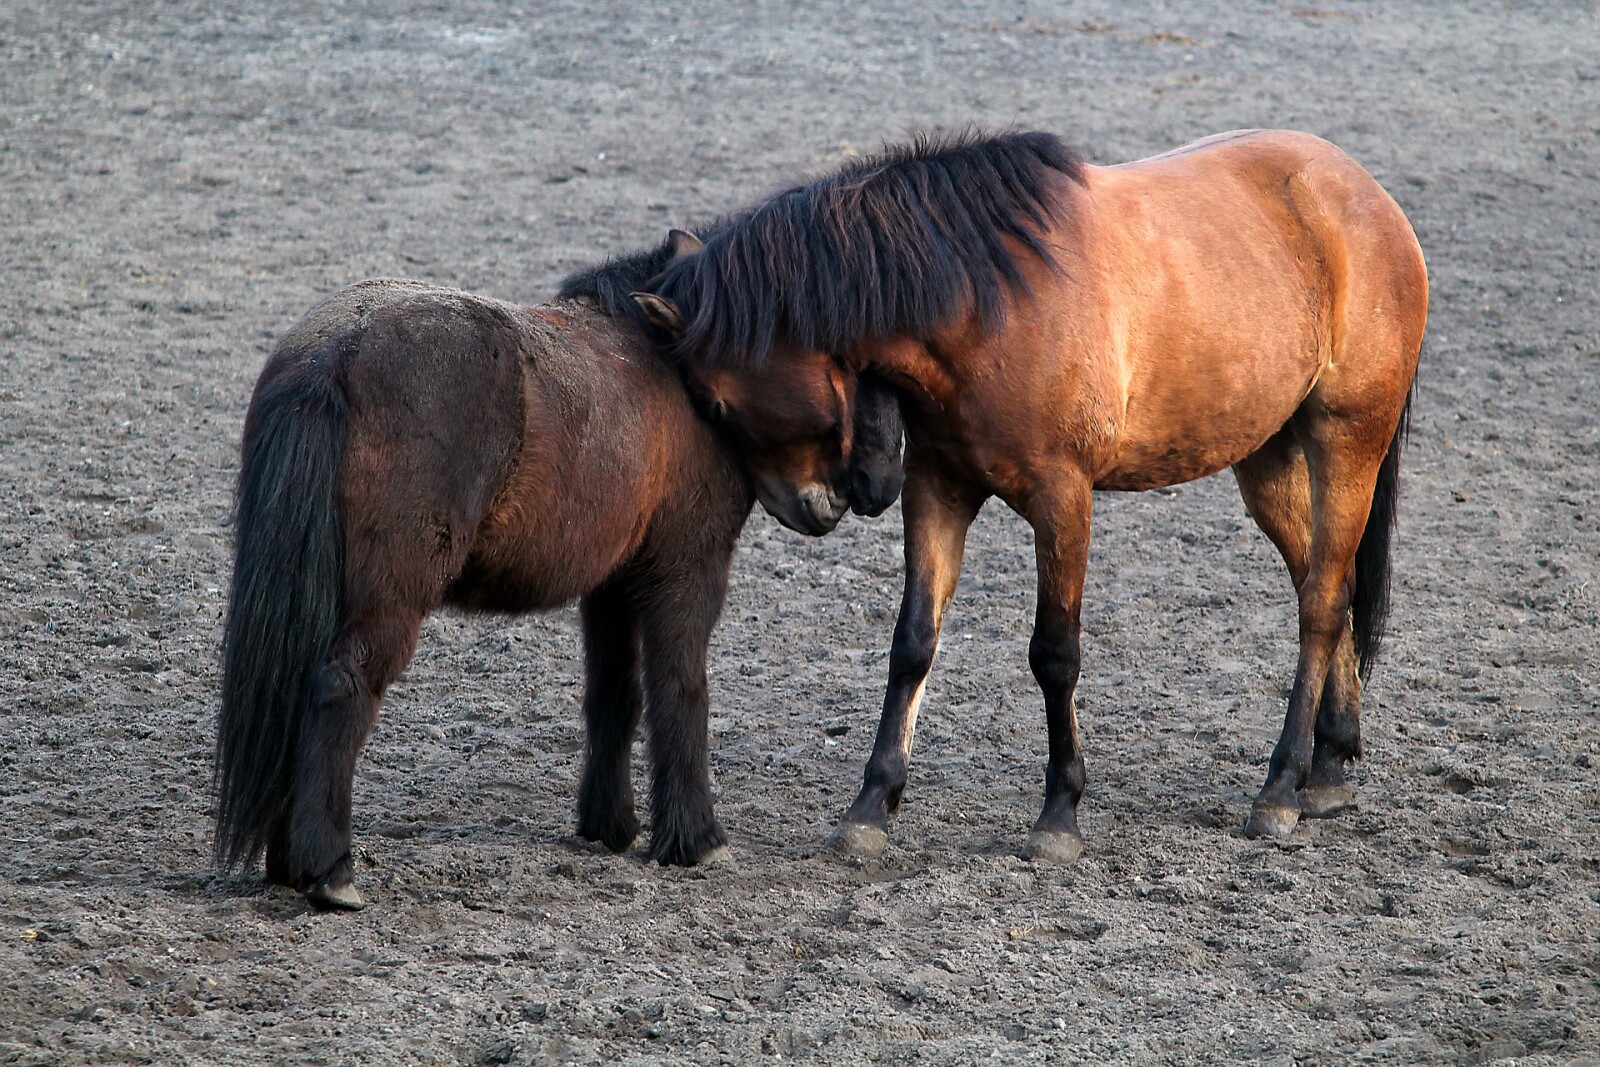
449;514;649;613
1093;339;1321;491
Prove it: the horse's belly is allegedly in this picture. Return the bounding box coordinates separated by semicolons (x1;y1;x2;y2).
1094;434;1270;491
1094;356;1316;491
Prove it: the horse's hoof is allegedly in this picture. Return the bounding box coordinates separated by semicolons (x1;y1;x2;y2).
306;881;367;911
1243;803;1300;840
828;821;889;859
1023;829;1085;864
1299;783;1356;819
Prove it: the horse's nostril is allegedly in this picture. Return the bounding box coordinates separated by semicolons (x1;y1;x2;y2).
849;468;876;515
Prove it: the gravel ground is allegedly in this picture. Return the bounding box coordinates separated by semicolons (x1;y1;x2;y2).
2;1;1598;1063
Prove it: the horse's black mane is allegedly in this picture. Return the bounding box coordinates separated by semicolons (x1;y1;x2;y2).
632;129;1084;368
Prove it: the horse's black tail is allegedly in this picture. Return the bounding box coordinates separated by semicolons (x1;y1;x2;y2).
1351;389;1413;681
214;358;348;873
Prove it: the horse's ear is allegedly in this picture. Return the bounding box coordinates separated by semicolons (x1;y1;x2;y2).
667;228;703;257
630;292;686;334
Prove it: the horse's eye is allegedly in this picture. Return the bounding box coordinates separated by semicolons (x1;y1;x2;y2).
709;399;730;422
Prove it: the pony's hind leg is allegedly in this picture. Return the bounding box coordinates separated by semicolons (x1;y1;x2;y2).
281;607;426;910
575;579;644;852
1303;638;1361;817
1233;432;1363;821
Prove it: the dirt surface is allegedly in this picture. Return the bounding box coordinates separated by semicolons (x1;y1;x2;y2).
3;1;1598;1063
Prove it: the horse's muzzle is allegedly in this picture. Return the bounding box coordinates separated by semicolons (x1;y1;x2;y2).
848;458;905;517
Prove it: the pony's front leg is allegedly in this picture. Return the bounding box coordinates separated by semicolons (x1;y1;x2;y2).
638;556;732;867
575;579;643;853
831;460;984;858
1021;476;1093;863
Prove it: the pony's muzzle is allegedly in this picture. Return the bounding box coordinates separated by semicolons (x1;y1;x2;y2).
759;480;848;536
798;483;848;535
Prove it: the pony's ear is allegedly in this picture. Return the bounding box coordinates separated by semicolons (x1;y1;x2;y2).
630;292;686;334
667;228;703;257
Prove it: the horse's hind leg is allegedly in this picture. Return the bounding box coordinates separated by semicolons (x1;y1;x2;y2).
1239;417;1387;839
1233;432;1362;820
272;428;476;907
280;605;426;910
1303;641;1361;817
576;578;644;852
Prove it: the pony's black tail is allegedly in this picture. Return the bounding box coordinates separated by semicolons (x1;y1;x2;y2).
1351;390;1413;681
214;360;348;873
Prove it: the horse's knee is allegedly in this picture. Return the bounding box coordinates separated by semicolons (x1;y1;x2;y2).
1028;628;1081;693
887;610;938;686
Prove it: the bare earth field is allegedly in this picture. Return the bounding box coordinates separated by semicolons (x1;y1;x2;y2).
2;2;1598;1063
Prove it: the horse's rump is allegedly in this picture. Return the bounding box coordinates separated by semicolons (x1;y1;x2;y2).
1075;130;1426;489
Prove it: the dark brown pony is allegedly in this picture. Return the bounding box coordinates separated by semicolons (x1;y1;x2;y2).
215;250;905;909
632;129;1427;860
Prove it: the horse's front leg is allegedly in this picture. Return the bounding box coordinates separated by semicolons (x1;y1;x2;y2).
831;459;985;858
1020;475;1094;863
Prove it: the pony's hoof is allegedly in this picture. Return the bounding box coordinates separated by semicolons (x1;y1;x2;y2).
696;844;735;868
1023;829;1085;864
306;881;367;911
575;797;641;854
1299;783;1355;818
828;821;888;859
1243;803;1300;840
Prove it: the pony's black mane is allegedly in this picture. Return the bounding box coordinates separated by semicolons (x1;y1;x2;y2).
641;130;1084;368
559;217;734;319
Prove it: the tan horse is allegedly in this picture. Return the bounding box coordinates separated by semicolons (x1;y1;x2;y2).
631;129;1426;860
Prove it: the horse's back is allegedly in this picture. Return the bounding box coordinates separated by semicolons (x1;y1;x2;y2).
1130;130;1428;420
1104;129;1426;308
270;280;742;614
